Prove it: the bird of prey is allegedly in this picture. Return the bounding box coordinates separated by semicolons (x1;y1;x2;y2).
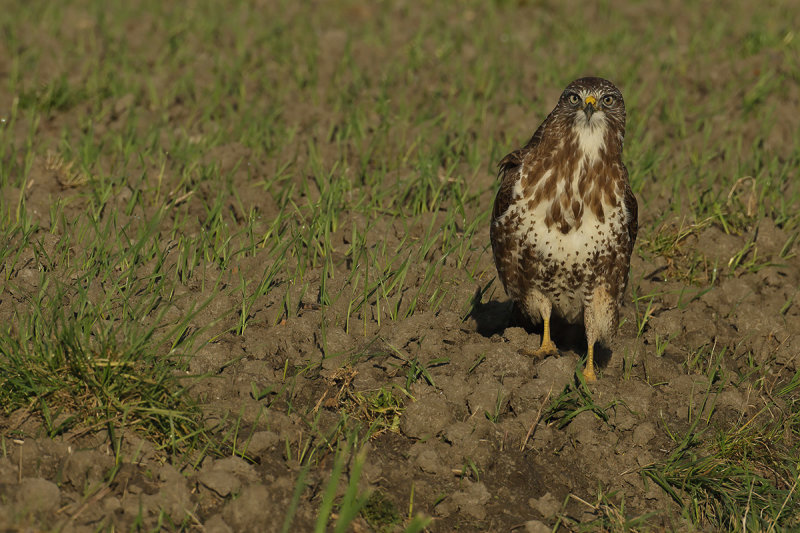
490;77;638;381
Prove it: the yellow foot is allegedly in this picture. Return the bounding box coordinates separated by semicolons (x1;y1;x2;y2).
534;338;560;358
520;339;559;359
582;366;597;383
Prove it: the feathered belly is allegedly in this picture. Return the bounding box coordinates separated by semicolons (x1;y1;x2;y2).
494;198;626;323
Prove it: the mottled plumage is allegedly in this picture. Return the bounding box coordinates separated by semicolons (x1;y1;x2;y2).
490;77;638;381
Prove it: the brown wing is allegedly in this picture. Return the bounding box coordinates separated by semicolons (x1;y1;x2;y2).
621;164;638;250
492;149;522;220
491;111;557;295
491;146;528;296
521;116;549;151
493;113;551;220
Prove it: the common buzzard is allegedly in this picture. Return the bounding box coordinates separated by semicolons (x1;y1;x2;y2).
490;77;638;381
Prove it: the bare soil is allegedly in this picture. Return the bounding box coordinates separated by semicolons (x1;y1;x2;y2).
1;1;799;532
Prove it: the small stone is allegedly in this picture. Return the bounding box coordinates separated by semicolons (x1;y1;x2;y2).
450;481;490;520
63;450;113;489
466;379;507;417
636;450;655;468
529;491;560;517
718;389;747;413
443;421;473;444
224;484;272;528
0;457;18;484
198;456;257;498
434;500;456;517
204;513;234;533
503;327;529;345
567;411;599;445
414;447;446;475
210;457;258;481
614;410;636;431
246;431;280;454
536;357;574;390
400;395;454;439
16;478;60;514
525;519;551;533
152;467;192;523
104;496;122;512
199;469;242;498
113;93;136;116
632;422;657;447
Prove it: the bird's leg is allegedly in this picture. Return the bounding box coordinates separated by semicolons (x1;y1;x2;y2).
533;315;559;357
583;287;614;382
520;316;559;358
519;292;559;359
583;312;599;382
583;342;597;382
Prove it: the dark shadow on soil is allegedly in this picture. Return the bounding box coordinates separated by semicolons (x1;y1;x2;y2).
468;298;513;337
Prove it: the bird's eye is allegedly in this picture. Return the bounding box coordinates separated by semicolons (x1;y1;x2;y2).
567;93;580;105
602;95;615;106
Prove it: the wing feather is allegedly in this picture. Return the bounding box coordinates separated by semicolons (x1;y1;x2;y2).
492;113;552;219
492;150;522;219
621;164;638;250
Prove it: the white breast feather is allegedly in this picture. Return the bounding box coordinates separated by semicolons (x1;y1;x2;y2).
503;162;624;319
574;114;606;165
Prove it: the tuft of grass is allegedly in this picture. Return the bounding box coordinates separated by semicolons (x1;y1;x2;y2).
361;491;401;532
0;211;217;455
559;490;659;533
320;365;410;438
638;218;715;285
642;374;800;530
282;432;431;533
544;369;623;429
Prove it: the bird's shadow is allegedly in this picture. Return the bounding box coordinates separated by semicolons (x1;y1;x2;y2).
468;287;612;368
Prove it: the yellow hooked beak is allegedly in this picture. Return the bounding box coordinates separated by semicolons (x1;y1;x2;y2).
583;95;597;119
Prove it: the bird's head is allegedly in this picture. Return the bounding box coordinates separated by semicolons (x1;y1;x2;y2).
557;77;626;140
